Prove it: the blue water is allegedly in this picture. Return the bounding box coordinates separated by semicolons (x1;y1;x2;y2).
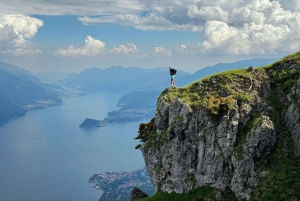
0;92;148;201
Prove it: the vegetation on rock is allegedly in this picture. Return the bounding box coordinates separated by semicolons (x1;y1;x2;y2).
159;67;267;120
135;50;300;201
137;186;237;201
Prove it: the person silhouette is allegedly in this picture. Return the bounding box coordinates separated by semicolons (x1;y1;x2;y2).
169;66;177;87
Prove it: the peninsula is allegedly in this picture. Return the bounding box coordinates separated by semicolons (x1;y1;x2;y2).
89;167;154;201
79;118;108;128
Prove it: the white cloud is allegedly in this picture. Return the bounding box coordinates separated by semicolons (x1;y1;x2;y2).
110;44;138;54
279;0;300;12
187;5;229;22
78;13;199;31
0;0;145;16
154;46;172;57
76;0;300;55
55;36;141;58
55;36;106;57
2;0;300;57
0;15;43;56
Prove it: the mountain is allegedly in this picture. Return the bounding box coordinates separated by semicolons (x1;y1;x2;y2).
61;65;191;93
0;69;62;109
0;61;85;99
0;63;64;125
135;51;300;200
182;57;278;84
0;61;43;84
0;94;26;126
103;90;161;123
34;71;70;83
96;58;278;124
60;58;277;94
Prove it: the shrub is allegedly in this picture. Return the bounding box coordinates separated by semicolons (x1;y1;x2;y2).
203;94;235;117
283;79;297;91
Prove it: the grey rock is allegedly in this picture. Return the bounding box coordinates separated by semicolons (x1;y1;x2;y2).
284;78;300;157
138;59;300;200
139;81;279;201
231;116;275;200
129;187;148;201
215;191;222;201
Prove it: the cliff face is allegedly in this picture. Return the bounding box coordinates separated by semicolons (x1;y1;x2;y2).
135;51;300;200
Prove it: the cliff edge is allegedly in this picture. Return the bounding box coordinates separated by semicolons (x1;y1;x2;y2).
135;51;300;200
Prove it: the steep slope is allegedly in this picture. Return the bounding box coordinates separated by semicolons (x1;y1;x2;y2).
0;61;41;84
0;61;74;99
34;71;70;83
0;95;26;126
0;69;62;110
135;51;300;200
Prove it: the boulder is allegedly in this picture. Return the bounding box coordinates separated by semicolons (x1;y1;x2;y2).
129;187;148;201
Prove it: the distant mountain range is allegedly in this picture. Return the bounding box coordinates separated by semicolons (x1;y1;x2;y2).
183;58;278;84
0;57;278;126
59;65;191;93
0;62;85;126
34;71;70;83
60;58;278;93
63;57;278;124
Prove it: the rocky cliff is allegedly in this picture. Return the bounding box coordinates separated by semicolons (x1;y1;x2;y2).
135;51;300;200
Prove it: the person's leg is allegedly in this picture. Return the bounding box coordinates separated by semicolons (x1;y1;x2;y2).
171;75;175;86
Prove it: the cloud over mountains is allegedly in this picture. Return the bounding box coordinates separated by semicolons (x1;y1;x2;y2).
0;15;43;56
54;36;139;58
78;0;300;55
1;0;300;57
55;36;106;57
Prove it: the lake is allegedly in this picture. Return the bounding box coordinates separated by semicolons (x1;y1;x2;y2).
0;92;148;201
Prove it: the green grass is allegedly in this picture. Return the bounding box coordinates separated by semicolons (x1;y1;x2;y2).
159;67;268;120
160;50;300;116
251;147;300;201
135;118;158;148
137;186;237;201
159;130;168;145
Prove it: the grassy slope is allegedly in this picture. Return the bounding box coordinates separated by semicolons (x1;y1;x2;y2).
139;187;237;201
137;50;300;201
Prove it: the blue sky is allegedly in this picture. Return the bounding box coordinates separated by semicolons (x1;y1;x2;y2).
0;0;299;73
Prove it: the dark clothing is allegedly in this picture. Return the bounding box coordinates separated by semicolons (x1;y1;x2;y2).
170;69;177;75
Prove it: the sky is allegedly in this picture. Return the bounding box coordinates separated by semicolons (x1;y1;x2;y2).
0;0;299;73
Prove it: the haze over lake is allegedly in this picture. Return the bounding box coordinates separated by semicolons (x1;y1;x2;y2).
0;92;147;201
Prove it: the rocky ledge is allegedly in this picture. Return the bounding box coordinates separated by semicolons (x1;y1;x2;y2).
135;51;300;200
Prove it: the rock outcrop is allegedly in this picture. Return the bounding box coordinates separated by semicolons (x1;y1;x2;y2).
129;187;148;201
135;51;300;200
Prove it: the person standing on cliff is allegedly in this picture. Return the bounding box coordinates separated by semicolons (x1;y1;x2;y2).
169;66;177;87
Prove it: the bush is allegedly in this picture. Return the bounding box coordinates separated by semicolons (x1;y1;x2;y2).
283;79;297;91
